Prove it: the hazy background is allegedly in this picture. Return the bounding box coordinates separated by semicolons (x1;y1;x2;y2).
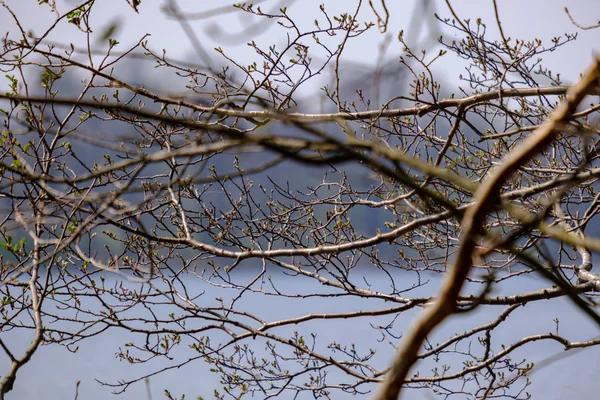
1;1;599;399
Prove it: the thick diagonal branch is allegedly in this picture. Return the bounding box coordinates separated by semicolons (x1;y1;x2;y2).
375;55;600;400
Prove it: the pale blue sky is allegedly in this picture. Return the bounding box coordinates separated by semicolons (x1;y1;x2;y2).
1;1;599;399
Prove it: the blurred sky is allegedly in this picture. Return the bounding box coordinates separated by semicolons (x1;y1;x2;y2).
3;1;600;101
1;1;600;399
